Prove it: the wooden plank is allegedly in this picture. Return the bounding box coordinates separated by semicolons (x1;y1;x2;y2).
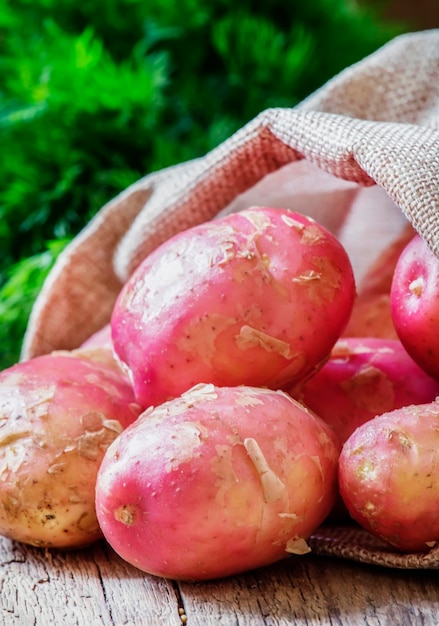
1;534;439;625
93;544;183;626
0;537;181;626
179;555;439;626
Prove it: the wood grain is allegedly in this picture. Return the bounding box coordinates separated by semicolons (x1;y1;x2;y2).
0;535;438;625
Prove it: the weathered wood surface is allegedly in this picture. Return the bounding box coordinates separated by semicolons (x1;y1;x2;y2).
0;535;438;626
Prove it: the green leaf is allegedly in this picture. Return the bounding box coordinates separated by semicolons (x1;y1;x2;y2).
0;239;71;369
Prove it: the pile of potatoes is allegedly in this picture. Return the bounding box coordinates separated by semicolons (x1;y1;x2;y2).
1;205;439;581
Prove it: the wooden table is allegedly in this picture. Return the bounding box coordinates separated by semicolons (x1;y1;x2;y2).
1;534;438;626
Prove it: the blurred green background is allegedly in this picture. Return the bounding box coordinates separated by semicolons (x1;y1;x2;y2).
0;0;420;368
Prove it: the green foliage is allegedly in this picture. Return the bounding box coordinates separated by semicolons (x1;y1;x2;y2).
0;0;406;368
0;239;70;367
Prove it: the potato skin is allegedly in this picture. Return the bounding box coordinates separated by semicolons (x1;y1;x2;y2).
95;384;340;581
343;225;415;341
0;353;141;548
111;206;356;408
343;293;398;340
80;323;112;349
290;337;439;444
391;234;439;381
339;402;439;552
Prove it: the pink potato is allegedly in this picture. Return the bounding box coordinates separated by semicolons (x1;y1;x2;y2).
339;402;439;552
343;225;415;341
0;353;141;548
81;323;112;349
111;206;356;408
65;344;127;377
342;293;398;340
290;337;439;444
95;384;340;581
391;234;439;380
74;323;126;376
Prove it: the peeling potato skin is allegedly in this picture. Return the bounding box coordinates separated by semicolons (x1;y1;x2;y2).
95;383;340;581
289;337;439;444
0;354;141;549
339;402;439;552
111;206;356;409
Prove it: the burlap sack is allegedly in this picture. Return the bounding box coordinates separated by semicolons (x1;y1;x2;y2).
21;29;439;568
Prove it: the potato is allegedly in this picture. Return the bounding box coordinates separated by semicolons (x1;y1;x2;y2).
342;225;415;340
391;234;439;380
65;345;126;376
290;337;439;444
95;383;340;581
73;324;125;375
111;206;356;408
339;402;439;552
0;353;141;548
342;293;398;339
80;323;112;349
